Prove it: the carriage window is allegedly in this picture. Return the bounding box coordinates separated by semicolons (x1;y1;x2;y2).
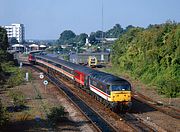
56;64;61;68
91;80;97;86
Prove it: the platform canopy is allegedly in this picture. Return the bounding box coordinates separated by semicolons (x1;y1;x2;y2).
29;44;39;47
39;45;46;48
12;44;24;47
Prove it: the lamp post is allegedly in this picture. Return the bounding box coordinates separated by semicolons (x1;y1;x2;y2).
101;0;104;52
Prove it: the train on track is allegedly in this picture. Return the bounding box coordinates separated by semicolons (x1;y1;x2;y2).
28;52;132;111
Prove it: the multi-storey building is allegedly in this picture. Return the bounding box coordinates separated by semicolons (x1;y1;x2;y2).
3;23;25;43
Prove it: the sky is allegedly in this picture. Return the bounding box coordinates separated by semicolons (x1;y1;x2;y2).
1;0;180;40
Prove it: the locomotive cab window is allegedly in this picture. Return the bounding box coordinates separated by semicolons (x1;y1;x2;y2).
106;85;110;95
111;84;131;91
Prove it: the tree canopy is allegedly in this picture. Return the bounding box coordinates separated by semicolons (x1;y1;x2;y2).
112;21;180;97
57;30;76;44
9;37;18;44
0;27;12;81
0;27;9;51
56;24;126;46
75;33;88;47
105;24;124;38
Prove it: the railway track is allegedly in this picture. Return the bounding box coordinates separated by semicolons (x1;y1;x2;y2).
23;63;157;132
133;91;180;119
119;113;155;132
18;55;179;131
28;64;118;132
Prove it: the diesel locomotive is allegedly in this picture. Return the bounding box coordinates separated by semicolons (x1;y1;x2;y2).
29;53;132;111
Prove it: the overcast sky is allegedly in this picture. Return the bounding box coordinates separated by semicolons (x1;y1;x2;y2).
1;0;180;40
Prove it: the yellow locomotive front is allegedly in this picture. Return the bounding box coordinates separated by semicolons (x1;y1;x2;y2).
109;83;132;111
88;56;97;67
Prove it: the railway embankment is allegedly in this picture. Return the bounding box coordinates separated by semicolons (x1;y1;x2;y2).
0;66;96;131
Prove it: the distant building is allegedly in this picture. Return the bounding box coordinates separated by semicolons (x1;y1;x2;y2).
95;37;118;43
3;23;25;43
104;38;118;42
85;38;91;46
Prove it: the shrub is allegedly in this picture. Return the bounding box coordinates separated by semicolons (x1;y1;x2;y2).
1;62;25;87
7;69;25;88
0;99;9;127
9;90;26;107
156;77;180;98
47;106;67;126
7;74;23;87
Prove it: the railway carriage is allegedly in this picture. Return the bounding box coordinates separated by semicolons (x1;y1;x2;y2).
29;53;132;111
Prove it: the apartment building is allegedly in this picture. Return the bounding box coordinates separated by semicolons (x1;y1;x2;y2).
3;23;25;43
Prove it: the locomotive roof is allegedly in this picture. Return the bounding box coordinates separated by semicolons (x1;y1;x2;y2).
90;71;128;85
36;54;129;85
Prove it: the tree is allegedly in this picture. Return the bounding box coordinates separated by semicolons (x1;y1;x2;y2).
124;25;135;32
88;32;96;44
112;22;180;97
0;27;13;83
0;27;9;51
9;37;18;44
94;30;105;38
75;33;88;47
57;30;76;44
78;33;88;43
105;24;124;38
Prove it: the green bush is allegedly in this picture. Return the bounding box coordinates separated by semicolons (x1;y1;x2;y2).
7;70;25;87
0;99;9;127
9;90;26;107
1;62;25;87
111;22;180;97
47;106;67;126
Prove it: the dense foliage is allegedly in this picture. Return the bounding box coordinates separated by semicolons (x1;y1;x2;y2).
112;21;180;97
56;24;132;46
0;27;23;86
57;30;76;44
47;106;67;126
9;90;26;108
3;62;25;87
0;27;9;51
0;27;25;127
0;27;12;84
8;37;18;44
0;99;9;128
106;24;124;38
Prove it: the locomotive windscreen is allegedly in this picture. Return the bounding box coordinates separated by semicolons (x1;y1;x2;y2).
111;84;131;91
